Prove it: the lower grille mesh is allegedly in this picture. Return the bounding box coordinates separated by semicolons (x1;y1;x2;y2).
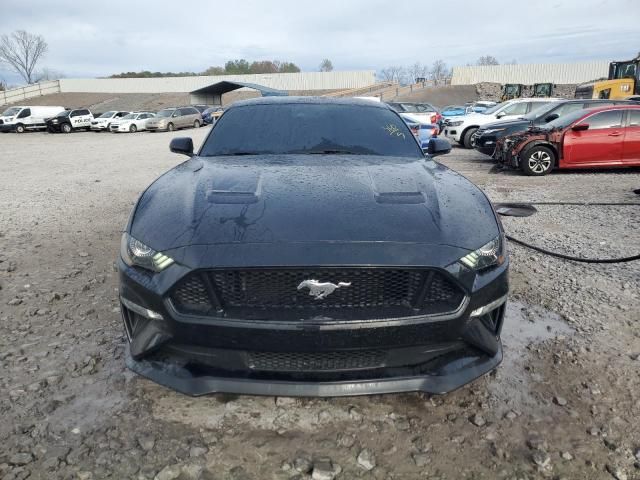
247;350;385;372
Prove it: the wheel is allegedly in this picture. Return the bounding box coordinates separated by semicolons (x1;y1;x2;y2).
15;123;25;134
129;124;137;133
193;119;200;128
167;123;175;132
461;127;478;149
61;123;72;134
521;145;555;176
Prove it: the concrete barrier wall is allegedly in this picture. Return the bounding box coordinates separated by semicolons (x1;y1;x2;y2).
451;62;609;85
0;81;61;106
58;71;376;94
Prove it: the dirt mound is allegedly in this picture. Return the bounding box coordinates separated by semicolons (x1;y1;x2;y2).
10;92;191;112
392;85;479;107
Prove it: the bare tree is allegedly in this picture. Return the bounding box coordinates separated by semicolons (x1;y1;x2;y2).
0;78;5;91
430;60;450;86
477;55;499;66
0;30;48;84
319;59;334;72
408;62;429;83
35;67;65;82
379;66;404;83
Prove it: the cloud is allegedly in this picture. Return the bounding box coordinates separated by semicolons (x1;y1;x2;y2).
1;0;639;84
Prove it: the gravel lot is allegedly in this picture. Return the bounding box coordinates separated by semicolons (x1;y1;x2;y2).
1;128;639;480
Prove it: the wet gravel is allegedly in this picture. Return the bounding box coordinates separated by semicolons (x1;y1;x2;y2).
0;129;639;480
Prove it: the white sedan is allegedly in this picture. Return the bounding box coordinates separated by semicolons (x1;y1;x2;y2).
109;112;156;133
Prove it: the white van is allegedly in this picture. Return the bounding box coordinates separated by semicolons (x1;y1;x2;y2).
0;106;66;133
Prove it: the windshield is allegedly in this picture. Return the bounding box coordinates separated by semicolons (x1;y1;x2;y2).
523;103;558;120
156;109;175;118
613;61;638;79
200;103;424;158
56;111;71;117
98;111;116;118
545;108;590;129
482;102;507;115
121;113;137;120
2;107;21;116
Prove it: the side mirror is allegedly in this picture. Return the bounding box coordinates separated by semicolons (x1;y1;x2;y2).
572;123;589;132
170;137;194;156
426;137;451;157
544;113;559;122
496;111;506;118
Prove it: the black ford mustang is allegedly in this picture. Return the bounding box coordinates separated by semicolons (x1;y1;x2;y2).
119;97;509;396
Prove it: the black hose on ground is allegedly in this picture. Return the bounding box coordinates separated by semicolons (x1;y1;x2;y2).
505;234;640;264
494;200;640;264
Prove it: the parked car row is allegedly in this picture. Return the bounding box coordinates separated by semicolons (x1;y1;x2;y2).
473;98;633;156
443;97;562;148
0;105;226;134
496;104;640;175
441;95;640;175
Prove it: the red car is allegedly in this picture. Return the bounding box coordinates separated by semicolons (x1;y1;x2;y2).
500;105;640;175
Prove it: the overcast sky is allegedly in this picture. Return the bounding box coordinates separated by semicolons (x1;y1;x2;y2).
1;0;639;85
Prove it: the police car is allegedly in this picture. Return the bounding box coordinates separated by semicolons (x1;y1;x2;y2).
45;109;94;133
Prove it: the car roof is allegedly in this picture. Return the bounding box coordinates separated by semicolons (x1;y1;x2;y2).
580;104;640;114
231;96;391;110
554;99;633;105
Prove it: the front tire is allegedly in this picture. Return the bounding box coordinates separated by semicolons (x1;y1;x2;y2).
462;127;478;149
521;145;555;176
167;123;175;132
129;124;137;133
61;123;72;134
193;119;200;128
15;123;25;134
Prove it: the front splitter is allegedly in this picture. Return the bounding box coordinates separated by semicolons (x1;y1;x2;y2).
125;344;502;397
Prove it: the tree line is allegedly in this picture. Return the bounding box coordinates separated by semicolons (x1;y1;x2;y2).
379;60;452;85
379;56;518;85
110;59;302;78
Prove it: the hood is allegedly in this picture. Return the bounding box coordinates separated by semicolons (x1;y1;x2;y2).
479;118;529;131
130;155;499;255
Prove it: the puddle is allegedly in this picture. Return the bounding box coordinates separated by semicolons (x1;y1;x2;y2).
488;300;573;409
501;300;573;350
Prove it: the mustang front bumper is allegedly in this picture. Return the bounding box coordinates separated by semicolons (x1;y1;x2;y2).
119;250;509;397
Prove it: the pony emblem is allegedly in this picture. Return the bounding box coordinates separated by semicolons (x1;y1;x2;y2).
297;279;351;300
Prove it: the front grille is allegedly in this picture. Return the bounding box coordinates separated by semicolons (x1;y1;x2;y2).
170;268;465;321
0;119;3;125
247;350;385;372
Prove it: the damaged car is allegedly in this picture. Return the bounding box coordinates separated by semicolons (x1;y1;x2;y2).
499;105;640;175
118;97;509;397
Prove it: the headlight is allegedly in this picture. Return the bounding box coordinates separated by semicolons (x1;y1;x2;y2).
120;233;174;272
51;119;59;123
449;120;464;127
459;235;506;271
6;117;14;121
482;128;505;134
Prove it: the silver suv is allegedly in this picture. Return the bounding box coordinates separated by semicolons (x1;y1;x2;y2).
146;107;202;132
